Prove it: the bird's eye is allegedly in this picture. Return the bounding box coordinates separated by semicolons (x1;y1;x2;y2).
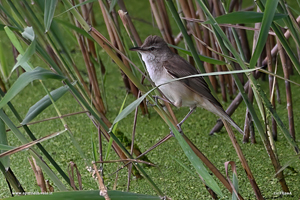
150;47;155;51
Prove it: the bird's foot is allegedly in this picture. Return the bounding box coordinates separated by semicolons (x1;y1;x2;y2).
146;99;155;107
146;95;161;107
169;124;183;136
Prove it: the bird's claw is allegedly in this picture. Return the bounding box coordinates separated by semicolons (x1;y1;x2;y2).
169;124;183;136
146;99;155;107
146;95;160;107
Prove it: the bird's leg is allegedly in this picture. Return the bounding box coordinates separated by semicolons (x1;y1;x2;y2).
177;107;196;129
170;107;196;136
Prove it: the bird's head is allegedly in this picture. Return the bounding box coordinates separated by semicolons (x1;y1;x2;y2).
130;35;171;60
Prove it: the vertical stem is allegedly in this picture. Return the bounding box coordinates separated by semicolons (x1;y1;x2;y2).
276;39;295;140
222;120;263;199
266;36;278;140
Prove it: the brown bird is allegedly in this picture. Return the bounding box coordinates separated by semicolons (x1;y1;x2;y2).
130;35;243;135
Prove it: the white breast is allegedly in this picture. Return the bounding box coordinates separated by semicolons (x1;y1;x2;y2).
141;52;197;108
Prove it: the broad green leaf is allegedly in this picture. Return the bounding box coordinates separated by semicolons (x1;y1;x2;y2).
4;26;24;54
172;155;197;176
168;121;223;197
0;67;66;110
232;172;239;200
21;85;70;125
22;26;35;42
0;116;9;169
249;0;279;69
0;37;9;79
3;190;161;200
204;11;287;24
169;44;226;65
111;89;155;128
44;0;58;32
11;40;36;72
109;0;119;13
6;26;35;73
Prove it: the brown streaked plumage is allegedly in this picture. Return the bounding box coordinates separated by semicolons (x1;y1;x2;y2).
130;35;243;135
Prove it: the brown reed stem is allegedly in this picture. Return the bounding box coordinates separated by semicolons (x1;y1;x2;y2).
117;0;142;45
266;36;278;140
222;120;263;199
277;38;295;140
74;19;106;114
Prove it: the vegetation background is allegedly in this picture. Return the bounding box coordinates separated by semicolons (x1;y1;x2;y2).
0;0;299;199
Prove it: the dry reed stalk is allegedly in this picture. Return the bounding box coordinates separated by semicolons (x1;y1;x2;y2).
87;27;149;176
28;157;47;192
222;120;263;199
93;162;110;200
80;0;97;59
149;0;176;53
229;0;239;12
243;109;250;143
248;87;256;143
211;33;232;99
117;10;148;115
262;16;300;66
286;51;293;75
98;0;131;93
99;1;148;114
266;36;278;140
157;0;176;50
243;86;256;143
186;0;219;91
74;22;106;115
196;4;229;100
189;0;219;92
46;180;54;192
127;101;139;191
72;1;106;115
117;0;142;45
68;161;82;190
238;26;251;62
277;39;295;140
207;1;235;97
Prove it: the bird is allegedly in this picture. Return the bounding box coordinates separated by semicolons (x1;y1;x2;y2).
130;35;243;135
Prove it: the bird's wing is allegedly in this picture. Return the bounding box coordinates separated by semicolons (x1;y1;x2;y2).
163;54;223;108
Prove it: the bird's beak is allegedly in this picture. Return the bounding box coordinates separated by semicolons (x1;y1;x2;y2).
129;47;144;52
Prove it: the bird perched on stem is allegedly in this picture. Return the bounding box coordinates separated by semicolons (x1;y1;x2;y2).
130;35;243;135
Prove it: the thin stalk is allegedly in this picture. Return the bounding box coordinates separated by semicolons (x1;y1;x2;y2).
277;39;295;140
127;103;139;191
266;36;278;140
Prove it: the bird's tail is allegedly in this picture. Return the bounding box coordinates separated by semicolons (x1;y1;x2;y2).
218;109;244;135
